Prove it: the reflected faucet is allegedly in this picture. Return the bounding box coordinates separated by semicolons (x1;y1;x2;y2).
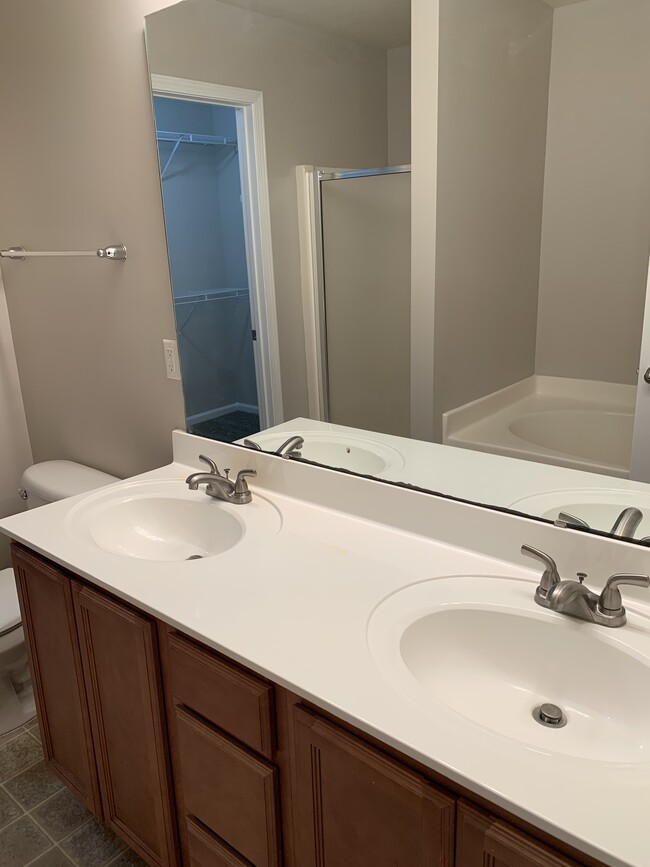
556;507;644;539
274;436;304;459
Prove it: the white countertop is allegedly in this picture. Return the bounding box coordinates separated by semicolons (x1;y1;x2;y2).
2;431;650;867
251;417;650;537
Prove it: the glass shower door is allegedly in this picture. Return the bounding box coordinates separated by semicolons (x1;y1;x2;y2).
320;169;411;437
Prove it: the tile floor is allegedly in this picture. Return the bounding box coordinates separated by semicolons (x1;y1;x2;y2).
0;719;146;867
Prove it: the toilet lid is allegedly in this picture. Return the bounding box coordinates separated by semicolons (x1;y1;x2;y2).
0;569;20;633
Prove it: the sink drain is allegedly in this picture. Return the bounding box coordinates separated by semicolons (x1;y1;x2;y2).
186;554;204;561
532;703;567;728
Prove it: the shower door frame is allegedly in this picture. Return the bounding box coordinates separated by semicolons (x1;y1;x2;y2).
151;74;284;431
630;253;650;481
296;164;411;422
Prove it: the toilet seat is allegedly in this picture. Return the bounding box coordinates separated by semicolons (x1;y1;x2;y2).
0;569;20;636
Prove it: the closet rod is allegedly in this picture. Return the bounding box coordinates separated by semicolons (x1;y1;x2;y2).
0;245;127;261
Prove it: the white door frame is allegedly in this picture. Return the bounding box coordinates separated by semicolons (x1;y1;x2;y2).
630;253;650;480
151;74;284;430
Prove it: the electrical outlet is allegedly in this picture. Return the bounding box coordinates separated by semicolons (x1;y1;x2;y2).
163;339;181;380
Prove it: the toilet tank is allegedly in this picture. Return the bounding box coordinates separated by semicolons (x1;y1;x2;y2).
20;460;119;509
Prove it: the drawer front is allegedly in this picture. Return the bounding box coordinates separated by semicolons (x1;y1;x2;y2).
187;818;254;867
176;707;281;867
167;631;275;758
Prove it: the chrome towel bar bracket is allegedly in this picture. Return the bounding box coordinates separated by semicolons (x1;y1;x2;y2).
0;244;127;261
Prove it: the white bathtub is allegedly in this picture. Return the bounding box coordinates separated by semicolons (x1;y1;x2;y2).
443;376;636;478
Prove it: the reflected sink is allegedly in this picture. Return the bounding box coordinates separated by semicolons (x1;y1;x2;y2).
242;430;404;475
368;575;650;764
66;479;281;562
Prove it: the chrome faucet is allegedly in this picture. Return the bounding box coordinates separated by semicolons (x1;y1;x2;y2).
186;455;256;505
521;544;649;628
556;507;643;539
242;435;304;458
274;436;304;459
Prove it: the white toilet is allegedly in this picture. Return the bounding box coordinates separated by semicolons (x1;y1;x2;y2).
0;460;118;735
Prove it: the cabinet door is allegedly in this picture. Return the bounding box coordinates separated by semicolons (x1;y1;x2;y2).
456;801;581;867
73;583;178;867
11;545;101;813
292;705;455;867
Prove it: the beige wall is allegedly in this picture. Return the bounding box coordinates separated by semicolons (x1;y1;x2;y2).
0;0;185;479
432;0;553;440
0;271;33;568
388;46;412;165
146;0;390;422
535;0;650;384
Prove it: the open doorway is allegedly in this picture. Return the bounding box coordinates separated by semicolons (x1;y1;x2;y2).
151;76;283;441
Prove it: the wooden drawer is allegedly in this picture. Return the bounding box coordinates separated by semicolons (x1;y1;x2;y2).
167;631;275;758
175;707;281;867
186;817;253;867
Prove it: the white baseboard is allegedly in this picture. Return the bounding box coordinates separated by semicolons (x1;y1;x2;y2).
188;403;259;426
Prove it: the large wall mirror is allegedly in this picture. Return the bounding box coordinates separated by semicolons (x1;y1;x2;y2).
144;0;650;546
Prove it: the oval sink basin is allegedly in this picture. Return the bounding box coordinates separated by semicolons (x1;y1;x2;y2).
368;575;650;764
241;430;404;475
66;479;281;562
508;489;650;538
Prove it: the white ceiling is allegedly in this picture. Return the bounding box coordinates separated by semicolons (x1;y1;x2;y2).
214;0;594;49
215;0;411;49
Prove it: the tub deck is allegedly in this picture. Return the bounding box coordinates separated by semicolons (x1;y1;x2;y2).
443;376;636;478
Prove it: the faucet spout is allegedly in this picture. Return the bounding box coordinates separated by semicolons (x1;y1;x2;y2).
610;508;643;539
546;580;596;621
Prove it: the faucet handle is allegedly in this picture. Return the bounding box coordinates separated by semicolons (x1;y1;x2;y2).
199;454;219;475
556;511;590;530
234;468;257;495
521;545;561;598
598;573;650;615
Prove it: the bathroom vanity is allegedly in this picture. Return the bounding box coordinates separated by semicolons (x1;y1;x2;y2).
1;432;649;867
10;545;604;867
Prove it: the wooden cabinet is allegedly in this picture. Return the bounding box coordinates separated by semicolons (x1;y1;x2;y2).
175;707;280;867
13;546;604;867
456;801;581;867
11;545;178;867
73;583;178;867
160;627;281;867
11;546;101;813
292;704;455;867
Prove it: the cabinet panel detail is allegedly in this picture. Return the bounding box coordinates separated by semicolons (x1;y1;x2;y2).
167;630;275;758
292;705;455;867
73;583;177;867
186;817;254;867
456;801;580;867
10;545;100;814
175;706;281;867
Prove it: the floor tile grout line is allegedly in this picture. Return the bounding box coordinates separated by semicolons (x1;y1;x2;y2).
0;752;46;787
21;842;58;867
0;780;27;814
24;783;72;820
49;813;95;849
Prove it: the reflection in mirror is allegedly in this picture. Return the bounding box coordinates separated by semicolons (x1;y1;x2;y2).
145;0;650;544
